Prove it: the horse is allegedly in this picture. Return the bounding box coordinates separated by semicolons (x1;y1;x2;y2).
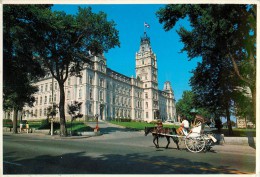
144;127;180;150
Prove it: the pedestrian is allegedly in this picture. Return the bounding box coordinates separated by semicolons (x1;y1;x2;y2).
26;121;29;134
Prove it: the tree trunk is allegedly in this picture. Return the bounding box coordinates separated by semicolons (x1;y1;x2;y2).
58;82;67;136
250;86;256;123
12;109;18;134
226;107;233;135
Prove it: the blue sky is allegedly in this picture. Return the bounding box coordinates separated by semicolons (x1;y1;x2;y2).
52;4;201;102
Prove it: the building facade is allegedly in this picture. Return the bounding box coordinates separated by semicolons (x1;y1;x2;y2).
19;33;177;122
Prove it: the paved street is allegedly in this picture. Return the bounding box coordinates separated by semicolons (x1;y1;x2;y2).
3;121;256;174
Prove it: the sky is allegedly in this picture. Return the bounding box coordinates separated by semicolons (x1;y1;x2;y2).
52;4;201;102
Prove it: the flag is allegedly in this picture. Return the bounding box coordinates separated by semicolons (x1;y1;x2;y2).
144;22;150;28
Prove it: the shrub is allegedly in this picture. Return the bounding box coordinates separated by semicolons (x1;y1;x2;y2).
3;119;13;128
38;118;60;130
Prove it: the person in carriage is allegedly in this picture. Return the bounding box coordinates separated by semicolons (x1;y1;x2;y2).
177;116;190;136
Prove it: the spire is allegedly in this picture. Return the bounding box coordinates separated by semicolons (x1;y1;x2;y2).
138;32;152;53
141;32;150;46
163;81;173;93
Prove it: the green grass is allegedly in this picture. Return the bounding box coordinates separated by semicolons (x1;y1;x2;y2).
109;120;177;131
15;121;93;132
67;122;93;132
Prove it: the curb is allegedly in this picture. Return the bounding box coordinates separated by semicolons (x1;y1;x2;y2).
223;137;256;146
3;130;255;146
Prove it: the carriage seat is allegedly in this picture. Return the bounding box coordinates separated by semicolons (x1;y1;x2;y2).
187;124;202;138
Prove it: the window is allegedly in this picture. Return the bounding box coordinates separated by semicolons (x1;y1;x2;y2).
40;109;42;116
50;83;52;91
49;95;52;103
41;85;43;92
35;109;38;117
44;96;47;104
67;90;71;100
68;78;71;85
146;112;148;118
40;97;42;105
99;91;103;101
79;89;82;99
54;94;56;102
45;84;48;91
35;98;38;105
79;77;82;84
44;108;47;116
88;104;92;114
90;89;93;100
55;82;57;90
99;78;104;87
145;93;148;99
89;76;93;85
146;102;148;108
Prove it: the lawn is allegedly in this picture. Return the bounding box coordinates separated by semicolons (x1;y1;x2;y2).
4;120;93;133
108;120;177;131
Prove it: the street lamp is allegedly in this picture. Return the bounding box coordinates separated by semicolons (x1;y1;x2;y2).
50;76;54;136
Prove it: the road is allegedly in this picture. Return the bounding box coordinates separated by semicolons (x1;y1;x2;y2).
3;121;256;174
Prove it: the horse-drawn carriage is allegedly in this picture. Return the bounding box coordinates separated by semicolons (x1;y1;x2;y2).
144;116;217;153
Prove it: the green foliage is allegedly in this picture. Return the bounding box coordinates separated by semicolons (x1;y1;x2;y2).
176;90;211;122
113;118;132;122
157;4;256;134
47;104;58;118
3;5;49;111
67;101;83;121
38;118;60;130
31;6;120;136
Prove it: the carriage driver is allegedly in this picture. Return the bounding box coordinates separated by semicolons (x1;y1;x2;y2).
156;120;163;133
181;116;190;136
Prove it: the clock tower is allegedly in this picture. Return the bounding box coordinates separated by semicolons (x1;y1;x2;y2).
135;32;159;122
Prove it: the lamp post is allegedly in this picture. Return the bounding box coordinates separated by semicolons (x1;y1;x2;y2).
50;76;54;136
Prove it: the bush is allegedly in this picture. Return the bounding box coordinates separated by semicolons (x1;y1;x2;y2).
3;119;13;128
38;118;60;130
113;118;131;122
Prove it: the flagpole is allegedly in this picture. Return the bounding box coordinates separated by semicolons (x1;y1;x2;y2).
144;22;145;34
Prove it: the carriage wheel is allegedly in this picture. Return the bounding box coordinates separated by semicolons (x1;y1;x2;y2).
185;136;206;153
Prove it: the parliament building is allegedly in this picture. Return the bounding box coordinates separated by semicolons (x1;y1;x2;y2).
22;33;177;123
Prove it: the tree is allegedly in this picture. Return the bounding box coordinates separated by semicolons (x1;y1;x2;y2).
157;4;256;134
3;5;49;133
176;91;210;122
33;7;120;136
67;101;83;135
